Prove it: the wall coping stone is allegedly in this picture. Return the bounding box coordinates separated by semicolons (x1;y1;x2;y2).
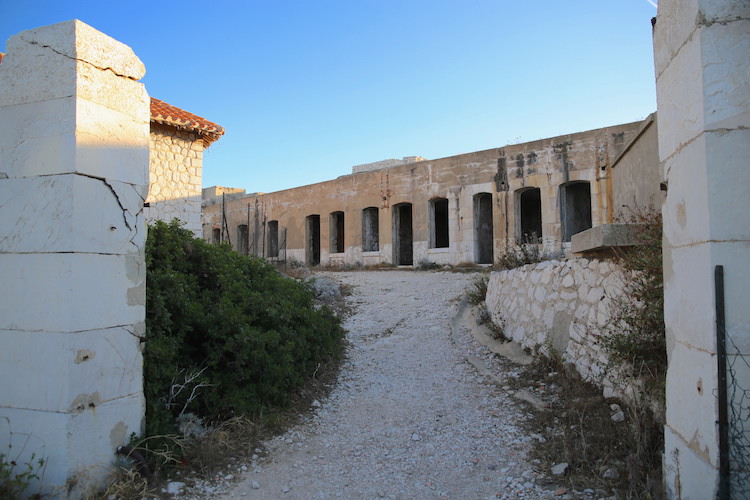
571;223;645;254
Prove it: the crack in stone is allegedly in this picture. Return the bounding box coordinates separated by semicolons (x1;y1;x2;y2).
74;172;144;250
19;35;140;81
122;326;146;343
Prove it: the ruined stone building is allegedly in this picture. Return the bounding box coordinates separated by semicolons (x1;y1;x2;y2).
202;116;660;266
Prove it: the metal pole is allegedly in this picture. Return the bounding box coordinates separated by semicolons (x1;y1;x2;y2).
716;265;730;499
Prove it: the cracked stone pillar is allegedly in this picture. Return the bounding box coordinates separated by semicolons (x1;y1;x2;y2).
0;20;148;498
654;1;750;498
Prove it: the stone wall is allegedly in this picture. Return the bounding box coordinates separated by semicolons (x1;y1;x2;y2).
611;113;663;220
145;123;204;235
0;20;148;498
485;258;631;399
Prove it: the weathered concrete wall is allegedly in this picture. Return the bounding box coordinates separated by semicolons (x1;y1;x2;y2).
611;113;663;220
486;259;631;399
203;121;643;266
655;2;750;498
0;21;148;498
144;123;204;235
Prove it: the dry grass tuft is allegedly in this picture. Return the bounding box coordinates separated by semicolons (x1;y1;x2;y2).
93;467;158;500
182;417;261;479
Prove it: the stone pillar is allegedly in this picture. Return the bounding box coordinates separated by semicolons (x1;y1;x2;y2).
0;21;148;498
654;2;750;498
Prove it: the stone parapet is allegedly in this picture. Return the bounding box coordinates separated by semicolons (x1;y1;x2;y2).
485;258;641;402
570;223;644;254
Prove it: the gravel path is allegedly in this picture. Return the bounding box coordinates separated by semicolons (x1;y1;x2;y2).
216;270;560;500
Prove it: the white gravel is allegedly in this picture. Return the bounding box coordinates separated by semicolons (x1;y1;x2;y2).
203;270;566;500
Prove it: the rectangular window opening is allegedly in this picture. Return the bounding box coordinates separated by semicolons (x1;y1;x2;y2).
330;211;345;254
430;198;449;249
362;207;379;252
267;220;279;257
238;224;249;255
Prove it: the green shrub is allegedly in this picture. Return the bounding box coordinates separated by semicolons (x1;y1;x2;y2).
416;259;441;270
495;237;563;270
144;220;345;437
599;207;666;381
466;274;489;305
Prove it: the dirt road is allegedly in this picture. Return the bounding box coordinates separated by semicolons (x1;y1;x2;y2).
217;270;558;500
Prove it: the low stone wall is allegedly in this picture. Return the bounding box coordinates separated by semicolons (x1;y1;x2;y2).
485;258;630;399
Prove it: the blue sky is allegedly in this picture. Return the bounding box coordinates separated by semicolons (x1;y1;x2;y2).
2;1;658;194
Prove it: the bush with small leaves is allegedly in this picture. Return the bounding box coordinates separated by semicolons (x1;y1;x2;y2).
144;220;345;438
598;207;666;385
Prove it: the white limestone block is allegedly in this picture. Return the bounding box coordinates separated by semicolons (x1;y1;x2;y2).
6;392;147;498
711;241;750;354
0;31;77;106
0;86;147;186
661;132;741;248
664;341;719;467
0;98;76;178
25;20;144;80
76;98;150;185
663;425;720;500
573;283;591;300
0;21;145;107
705;129;750;243
0;326;142;413
653;0;701;77
0;253;145;333
663;244;717;352
702;21;750;130
0;175;143;254
700;0;750;23
656;33;706;159
66;393;144;480
540;265;554;284
561;274;574;288
587;287;604;303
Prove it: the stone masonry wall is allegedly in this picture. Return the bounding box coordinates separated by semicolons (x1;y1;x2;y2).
145;123;204;235
486;258;631;399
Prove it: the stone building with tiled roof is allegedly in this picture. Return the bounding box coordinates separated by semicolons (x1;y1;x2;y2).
145;98;224;235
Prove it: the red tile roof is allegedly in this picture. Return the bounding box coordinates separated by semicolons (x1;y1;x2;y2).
150;98;225;147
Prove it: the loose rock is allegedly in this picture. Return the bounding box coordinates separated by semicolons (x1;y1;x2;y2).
551;463;569;476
